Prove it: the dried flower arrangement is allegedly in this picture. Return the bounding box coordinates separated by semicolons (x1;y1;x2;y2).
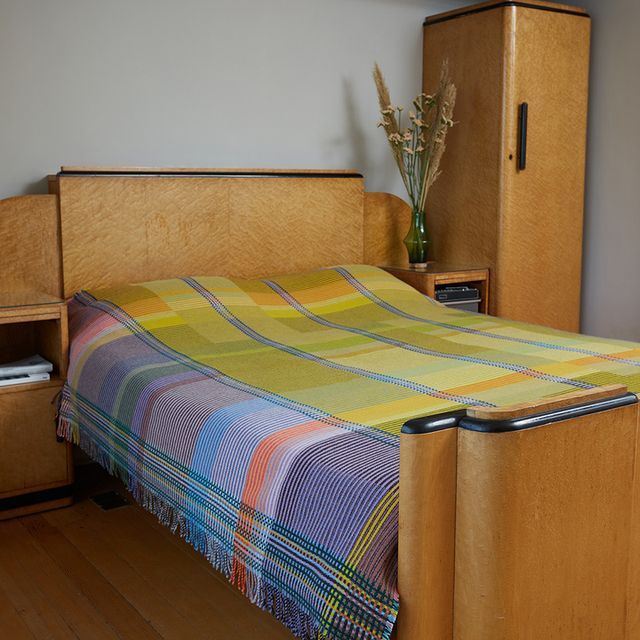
373;61;456;265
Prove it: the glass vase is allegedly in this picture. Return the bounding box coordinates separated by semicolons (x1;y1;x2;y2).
403;208;430;267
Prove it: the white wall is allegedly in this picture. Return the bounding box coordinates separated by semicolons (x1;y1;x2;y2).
579;0;640;341
0;0;464;199
2;0;637;341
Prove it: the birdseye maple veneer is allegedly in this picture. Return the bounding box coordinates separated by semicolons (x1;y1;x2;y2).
0;166;638;639
423;0;591;332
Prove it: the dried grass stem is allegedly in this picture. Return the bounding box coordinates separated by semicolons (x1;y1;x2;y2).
373;61;456;212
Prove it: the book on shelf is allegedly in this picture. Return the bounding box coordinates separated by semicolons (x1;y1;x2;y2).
0;355;53;387
0;371;51;388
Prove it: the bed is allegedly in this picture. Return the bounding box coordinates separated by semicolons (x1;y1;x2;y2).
2;167;640;640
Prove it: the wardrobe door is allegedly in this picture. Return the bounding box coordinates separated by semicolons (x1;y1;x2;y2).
423;1;590;330
422;8;506;295
499;5;591;331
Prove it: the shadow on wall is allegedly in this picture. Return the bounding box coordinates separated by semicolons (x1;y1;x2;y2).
324;77;399;191
21;177;49;196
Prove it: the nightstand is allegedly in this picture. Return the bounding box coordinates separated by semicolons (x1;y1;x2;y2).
382;263;490;313
0;293;73;519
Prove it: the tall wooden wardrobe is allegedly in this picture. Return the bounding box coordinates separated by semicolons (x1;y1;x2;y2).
423;1;591;331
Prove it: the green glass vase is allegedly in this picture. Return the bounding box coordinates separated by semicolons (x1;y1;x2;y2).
403;208;430;267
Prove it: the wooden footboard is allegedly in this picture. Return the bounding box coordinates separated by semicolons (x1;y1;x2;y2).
398;384;640;640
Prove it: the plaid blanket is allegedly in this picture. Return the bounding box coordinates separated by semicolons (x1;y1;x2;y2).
58;265;640;640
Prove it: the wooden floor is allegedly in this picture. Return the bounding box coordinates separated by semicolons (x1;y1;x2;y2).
0;465;295;639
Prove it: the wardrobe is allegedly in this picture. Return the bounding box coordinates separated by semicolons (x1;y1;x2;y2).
423;0;591;331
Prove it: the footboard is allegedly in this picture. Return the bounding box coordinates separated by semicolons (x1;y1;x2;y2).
398;384;640;640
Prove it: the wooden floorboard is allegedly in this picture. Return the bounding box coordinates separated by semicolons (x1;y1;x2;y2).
0;465;295;640
0;580;36;640
0;521;75;639
0;518;117;640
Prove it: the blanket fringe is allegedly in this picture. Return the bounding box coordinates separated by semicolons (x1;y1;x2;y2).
57;413;332;640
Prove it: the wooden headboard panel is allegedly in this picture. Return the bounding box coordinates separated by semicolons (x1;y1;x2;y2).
0;167;410;299
0;195;62;297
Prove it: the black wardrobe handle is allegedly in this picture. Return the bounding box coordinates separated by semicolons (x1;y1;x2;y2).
518;102;528;171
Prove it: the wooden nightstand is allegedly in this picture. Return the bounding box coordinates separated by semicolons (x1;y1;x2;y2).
382;263;490;313
0;293;73;519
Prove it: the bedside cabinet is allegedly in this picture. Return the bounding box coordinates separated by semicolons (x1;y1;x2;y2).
0;293;73;519
382;263;490;313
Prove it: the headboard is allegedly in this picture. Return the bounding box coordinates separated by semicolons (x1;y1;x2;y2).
2;167;410;298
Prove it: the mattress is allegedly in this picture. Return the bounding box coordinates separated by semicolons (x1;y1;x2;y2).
58;265;640;640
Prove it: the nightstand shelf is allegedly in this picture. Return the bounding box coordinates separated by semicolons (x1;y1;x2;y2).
0;294;73;520
0;376;64;395
382;263;490;313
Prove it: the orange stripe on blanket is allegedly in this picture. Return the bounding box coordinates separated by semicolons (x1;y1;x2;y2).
448;372;525;396
231;419;339;588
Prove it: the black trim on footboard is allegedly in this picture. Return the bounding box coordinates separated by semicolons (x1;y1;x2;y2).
402;410;466;434
401;393;638;435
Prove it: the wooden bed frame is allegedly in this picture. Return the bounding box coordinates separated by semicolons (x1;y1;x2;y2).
1;167;639;639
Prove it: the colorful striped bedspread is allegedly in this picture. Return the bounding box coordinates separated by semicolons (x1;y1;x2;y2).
58;265;640;640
